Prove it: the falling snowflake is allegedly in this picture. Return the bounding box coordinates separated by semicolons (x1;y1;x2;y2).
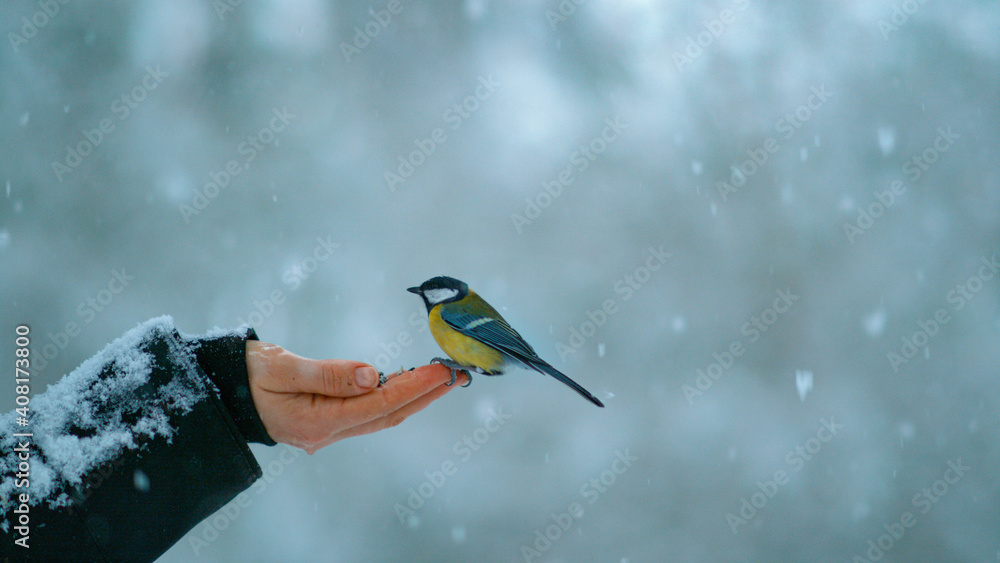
795;370;814;402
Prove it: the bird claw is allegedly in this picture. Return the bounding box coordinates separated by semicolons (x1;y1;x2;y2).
378;366;414;387
430;357;474;387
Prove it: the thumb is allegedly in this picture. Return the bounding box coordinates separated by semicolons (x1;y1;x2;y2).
306;359;382;397
247;341;381;397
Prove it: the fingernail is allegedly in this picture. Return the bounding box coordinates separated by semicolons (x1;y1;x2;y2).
356;366;378;388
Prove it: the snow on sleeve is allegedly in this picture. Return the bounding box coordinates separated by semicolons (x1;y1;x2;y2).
0;316;210;521
187;323;253;340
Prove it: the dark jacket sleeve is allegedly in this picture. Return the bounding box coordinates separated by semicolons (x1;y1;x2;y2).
0;316;275;562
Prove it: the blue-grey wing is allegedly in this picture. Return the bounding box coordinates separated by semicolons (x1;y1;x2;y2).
439;308;539;363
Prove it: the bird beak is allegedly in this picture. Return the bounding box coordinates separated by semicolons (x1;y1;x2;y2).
407;287;421;294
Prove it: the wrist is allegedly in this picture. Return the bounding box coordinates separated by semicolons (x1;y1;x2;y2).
192;328;277;446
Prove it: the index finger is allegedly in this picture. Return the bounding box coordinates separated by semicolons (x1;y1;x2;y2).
332;364;470;429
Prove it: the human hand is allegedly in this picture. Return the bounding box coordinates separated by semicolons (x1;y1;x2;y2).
246;340;469;453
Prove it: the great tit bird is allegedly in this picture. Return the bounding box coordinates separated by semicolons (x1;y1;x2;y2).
408;276;604;407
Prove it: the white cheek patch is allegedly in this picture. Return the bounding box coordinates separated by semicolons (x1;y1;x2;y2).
425;288;459;304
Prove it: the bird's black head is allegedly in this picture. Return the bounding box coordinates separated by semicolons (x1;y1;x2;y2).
407;276;469;311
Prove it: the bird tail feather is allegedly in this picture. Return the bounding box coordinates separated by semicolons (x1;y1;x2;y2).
531;361;605;407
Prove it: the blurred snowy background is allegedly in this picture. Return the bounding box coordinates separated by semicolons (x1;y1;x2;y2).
2;0;999;561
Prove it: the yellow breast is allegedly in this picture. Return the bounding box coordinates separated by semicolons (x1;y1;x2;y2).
429;306;506;373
